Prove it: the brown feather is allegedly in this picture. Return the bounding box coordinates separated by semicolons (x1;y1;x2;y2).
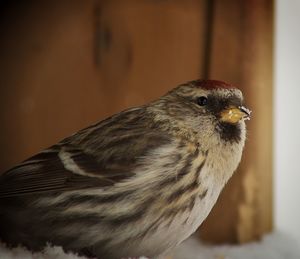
0;107;172;198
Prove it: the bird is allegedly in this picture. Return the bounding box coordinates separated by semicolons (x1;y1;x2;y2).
0;79;251;259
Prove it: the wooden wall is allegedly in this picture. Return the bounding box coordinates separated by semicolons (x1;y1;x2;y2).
0;0;273;244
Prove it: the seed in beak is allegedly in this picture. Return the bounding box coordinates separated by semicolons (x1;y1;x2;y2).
220;106;251;124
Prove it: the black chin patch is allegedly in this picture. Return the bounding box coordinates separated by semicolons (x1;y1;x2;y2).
217;122;241;143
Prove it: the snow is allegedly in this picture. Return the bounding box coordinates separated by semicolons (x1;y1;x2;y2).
173;231;300;259
0;243;85;259
0;232;299;259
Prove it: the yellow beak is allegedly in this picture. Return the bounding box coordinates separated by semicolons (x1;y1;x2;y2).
220;106;251;124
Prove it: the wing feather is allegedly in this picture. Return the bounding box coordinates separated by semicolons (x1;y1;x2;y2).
0;108;171;198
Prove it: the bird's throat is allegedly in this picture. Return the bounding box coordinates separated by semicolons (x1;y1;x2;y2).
216;122;242;143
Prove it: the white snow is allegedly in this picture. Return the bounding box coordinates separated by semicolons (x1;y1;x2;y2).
1;232;299;259
0;242;85;259
173;231;300;259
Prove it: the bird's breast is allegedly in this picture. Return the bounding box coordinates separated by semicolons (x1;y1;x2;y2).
136;137;245;252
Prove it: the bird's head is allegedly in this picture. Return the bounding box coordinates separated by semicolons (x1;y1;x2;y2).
151;79;251;146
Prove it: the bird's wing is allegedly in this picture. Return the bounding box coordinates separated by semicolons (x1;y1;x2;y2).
0;108;171;198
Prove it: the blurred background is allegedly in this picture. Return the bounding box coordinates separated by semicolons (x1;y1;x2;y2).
275;0;300;246
0;0;298;252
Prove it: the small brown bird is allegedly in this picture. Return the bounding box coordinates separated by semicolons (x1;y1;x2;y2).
0;79;251;259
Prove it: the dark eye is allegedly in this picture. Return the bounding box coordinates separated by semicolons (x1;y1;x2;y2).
197;96;208;106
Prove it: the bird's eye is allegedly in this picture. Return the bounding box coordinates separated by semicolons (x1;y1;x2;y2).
197;96;208;106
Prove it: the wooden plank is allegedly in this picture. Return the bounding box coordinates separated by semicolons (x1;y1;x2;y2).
0;0;207;171
0;1;103;171
95;0;207;110
198;0;274;243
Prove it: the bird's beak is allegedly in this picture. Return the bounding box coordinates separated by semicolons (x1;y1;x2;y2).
220;106;251;124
